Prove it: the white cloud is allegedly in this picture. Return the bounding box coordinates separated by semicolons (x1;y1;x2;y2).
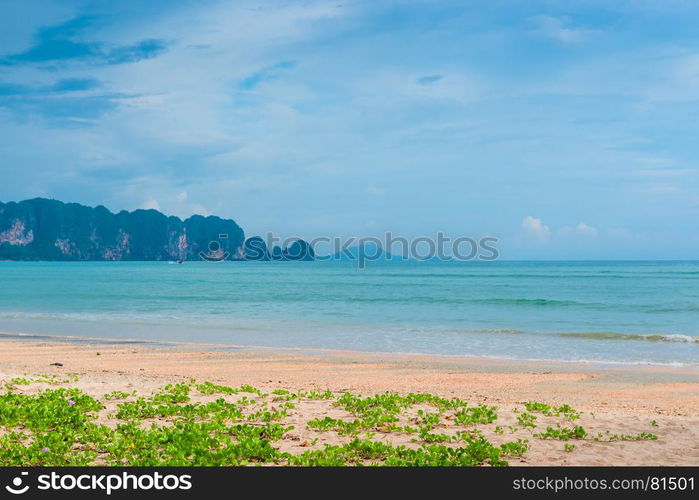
643;53;699;102
637;168;694;177
353;70;483;107
646;183;680;194
142;198;161;210
522;215;551;242
138;189;210;218
531;15;592;44
574;222;597;238
560;222;598;238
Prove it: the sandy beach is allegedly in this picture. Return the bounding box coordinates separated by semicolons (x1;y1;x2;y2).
1;337;697;466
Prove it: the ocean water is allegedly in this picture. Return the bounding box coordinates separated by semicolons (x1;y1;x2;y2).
0;261;698;366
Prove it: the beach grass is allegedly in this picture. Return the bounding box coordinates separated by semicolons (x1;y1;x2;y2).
0;376;659;466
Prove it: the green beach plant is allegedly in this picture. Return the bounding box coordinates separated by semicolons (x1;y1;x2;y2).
0;377;662;467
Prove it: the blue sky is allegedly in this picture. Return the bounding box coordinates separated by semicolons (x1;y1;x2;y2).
1;0;698;259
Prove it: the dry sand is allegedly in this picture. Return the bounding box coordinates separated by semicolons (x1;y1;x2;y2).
1;338;698;466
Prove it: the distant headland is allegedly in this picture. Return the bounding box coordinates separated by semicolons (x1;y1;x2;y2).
0;198;313;261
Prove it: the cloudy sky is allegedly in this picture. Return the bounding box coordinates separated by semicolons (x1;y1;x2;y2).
1;0;698;259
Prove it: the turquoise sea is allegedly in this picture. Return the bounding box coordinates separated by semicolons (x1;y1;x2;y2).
0;261;698;366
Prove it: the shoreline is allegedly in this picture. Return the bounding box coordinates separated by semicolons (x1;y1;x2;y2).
2;330;698;371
